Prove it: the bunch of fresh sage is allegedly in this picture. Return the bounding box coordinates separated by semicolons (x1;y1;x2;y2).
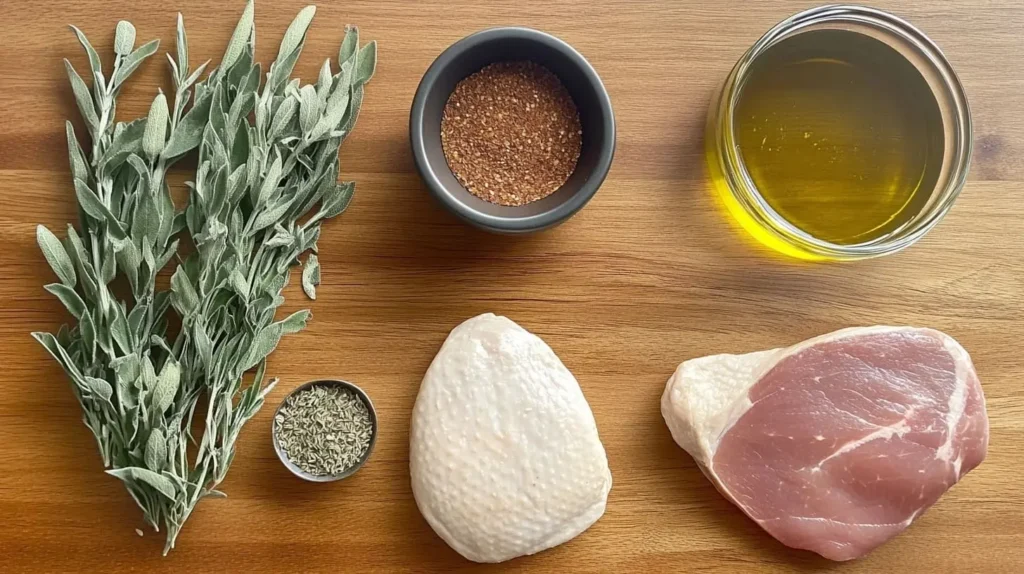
33;0;375;554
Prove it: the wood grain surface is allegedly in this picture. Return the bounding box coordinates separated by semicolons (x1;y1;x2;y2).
1;0;1022;572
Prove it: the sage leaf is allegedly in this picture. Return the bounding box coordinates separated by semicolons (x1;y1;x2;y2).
73;179;107;220
182;60;210;91
279;309;311;334
316;59;332;104
36;225;77;287
96;314;114;356
143;93;169;159
83;376;114;402
156;239;179;272
298;85;319;135
110;301;133;354
70;26;103;82
131;193;161;247
338;84;364;136
163;88;211;158
268;97;297;141
80;310;98;359
320;181;354;219
175;13;188;76
113;39;160;89
301;254;319;300
265;224;294;248
230;122;249;169
145;428;167;471
101;118;146;170
339;25;359;65
166;52;180;83
75;179;127;241
221;0;254;72
310;64;352;141
268;45;302;94
277;6;316;61
353;41;377;86
64;59;99;133
255;155;283;208
99;250;116;285
229;268;249;301
112;353;139;409
194;322;213;369
142;356;158;391
169;266;199;317
150;335;173;356
114;21;136;56
127;303;147;340
252;201;291;233
65;121;89;183
32;331;84;379
240;325;282;372
45;283;86;319
107;467;177;501
152;359;180;414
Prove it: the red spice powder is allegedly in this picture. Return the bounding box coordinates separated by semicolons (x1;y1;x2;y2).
440;61;582;207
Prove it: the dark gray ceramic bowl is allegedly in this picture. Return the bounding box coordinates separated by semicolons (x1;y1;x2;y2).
410;27;615;233
272;379;378;483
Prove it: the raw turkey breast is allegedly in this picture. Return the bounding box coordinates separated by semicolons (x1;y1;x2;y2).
661;326;988;561
411;314;612;563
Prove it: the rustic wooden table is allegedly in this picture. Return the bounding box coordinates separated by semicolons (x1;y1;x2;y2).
1;0;1021;572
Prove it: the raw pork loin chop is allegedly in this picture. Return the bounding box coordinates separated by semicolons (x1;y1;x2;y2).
661;327;988;561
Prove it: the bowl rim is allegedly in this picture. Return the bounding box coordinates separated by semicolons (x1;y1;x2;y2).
271;379;378;483
410;26;616;233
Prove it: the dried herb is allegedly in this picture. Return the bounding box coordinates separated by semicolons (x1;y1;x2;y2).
32;1;376;554
274;385;374;476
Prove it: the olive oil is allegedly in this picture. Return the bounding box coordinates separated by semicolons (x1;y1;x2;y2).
732;29;945;245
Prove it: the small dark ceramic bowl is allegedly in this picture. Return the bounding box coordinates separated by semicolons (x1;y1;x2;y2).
272;379;378;483
410;27;616;233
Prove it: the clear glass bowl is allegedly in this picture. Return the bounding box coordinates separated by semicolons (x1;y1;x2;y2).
706;5;973;261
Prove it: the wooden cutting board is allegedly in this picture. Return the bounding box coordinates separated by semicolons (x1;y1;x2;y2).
1;0;1021;571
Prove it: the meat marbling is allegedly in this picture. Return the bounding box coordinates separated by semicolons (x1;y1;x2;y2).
661;326;989;561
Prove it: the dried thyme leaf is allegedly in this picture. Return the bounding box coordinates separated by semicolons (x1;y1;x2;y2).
274;384;373;476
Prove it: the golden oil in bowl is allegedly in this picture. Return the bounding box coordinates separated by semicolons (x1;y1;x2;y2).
735;29;943;245
708;6;972;260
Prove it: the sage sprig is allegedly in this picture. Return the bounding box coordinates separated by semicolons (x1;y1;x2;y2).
33;1;374;554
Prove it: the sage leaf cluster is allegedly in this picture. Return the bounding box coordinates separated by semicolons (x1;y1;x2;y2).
32;1;374;554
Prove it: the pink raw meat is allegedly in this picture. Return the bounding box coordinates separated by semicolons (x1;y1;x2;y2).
661;327;989;561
